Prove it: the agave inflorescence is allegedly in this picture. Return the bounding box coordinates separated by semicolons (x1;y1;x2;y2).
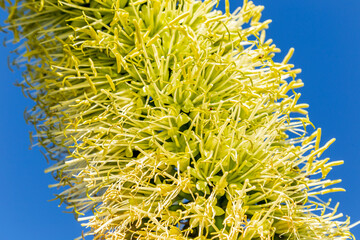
3;0;358;239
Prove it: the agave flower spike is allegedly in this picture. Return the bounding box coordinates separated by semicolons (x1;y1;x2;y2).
2;0;359;239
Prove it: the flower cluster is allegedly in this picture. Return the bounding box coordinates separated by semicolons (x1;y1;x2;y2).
3;0;357;239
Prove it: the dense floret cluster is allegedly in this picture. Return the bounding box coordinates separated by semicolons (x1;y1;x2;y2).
3;0;356;239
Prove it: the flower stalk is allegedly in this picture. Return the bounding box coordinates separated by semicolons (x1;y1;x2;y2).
2;0;358;239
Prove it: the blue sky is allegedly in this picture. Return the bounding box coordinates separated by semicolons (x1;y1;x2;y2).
0;0;359;239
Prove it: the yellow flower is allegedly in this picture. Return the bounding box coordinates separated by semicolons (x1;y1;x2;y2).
3;0;358;239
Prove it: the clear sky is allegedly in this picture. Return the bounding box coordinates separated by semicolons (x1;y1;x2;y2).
0;0;359;239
